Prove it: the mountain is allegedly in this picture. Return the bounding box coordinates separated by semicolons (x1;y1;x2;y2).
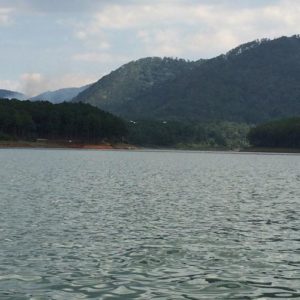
0;89;27;100
73;57;200;114
31;84;92;104
73;35;300;124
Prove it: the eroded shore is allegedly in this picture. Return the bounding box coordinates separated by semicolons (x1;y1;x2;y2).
0;141;137;150
0;141;299;153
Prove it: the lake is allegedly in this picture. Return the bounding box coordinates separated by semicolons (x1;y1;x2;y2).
0;149;299;299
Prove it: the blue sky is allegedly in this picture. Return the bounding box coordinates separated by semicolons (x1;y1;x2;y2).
0;0;299;96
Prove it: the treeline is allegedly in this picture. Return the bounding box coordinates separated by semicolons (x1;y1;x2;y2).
127;120;249;149
0;99;127;142
248;117;300;148
0;98;250;148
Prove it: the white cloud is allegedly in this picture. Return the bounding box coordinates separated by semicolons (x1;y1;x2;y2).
2;0;300;92
72;52;128;64
0;8;13;26
137;29;184;57
1;74;48;96
20;73;45;96
0;79;20;91
18;73;97;96
73;0;300;59
57;73;98;88
75;2;199;37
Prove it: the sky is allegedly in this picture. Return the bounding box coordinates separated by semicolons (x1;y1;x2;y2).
0;0;300;96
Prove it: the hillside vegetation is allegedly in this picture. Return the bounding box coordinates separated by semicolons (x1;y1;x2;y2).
248;117;300;148
0;89;26;100
0;99;127;143
74;57;199;115
128;120;249;149
73;36;300;123
0;99;250;149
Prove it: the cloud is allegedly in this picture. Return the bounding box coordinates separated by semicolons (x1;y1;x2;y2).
20;73;45;96
18;73;97;96
0;8;13;25
0;0;106;13
72;51;129;64
2;0;300;94
0;79;20;91
4;0;299;59
72;0;300;59
55;73;98;88
137;29;185;57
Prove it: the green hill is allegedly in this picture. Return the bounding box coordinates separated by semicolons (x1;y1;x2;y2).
73;57;200;116
0;89;27;100
0;99;127;143
248;117;300;148
30;84;92;104
73;35;300;123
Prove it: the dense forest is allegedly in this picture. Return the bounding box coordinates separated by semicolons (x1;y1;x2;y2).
0;99;127;143
248;117;300;148
128;120;249;149
2;99;299;150
0;98;250;148
74;57;199;113
74;36;300;123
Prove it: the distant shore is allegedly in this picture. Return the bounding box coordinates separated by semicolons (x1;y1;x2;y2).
0;140;138;150
241;147;300;154
1;140;300;154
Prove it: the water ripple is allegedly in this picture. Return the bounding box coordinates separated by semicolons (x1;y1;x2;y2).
0;149;299;299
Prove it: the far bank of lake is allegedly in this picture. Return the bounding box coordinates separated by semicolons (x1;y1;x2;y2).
1;140;300;154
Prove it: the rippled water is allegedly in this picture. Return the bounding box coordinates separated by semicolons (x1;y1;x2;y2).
0;149;299;299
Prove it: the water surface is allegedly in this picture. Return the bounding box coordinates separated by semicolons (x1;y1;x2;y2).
0;149;299;299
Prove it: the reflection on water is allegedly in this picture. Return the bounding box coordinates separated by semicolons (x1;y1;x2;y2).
0;149;299;299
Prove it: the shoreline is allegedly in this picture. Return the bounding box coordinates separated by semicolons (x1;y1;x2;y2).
0;141;137;150
0;141;300;154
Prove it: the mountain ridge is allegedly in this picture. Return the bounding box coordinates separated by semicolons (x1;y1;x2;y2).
73;35;300;123
73;57;202;114
0;89;27;100
30;84;92;103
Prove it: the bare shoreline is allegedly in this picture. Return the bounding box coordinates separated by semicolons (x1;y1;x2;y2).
0;141;299;155
0;141;137;150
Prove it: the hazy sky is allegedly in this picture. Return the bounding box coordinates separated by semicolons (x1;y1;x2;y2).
0;0;299;95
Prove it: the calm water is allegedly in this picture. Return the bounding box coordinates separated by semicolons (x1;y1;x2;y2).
0;149;299;299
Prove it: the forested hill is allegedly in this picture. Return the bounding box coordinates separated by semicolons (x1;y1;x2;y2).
0;99;127;142
0;89;26;100
30;84;92;104
73;35;300;123
248;117;300;148
73;57;200;114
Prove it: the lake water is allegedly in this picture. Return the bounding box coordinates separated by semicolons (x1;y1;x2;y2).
0;149;299;299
